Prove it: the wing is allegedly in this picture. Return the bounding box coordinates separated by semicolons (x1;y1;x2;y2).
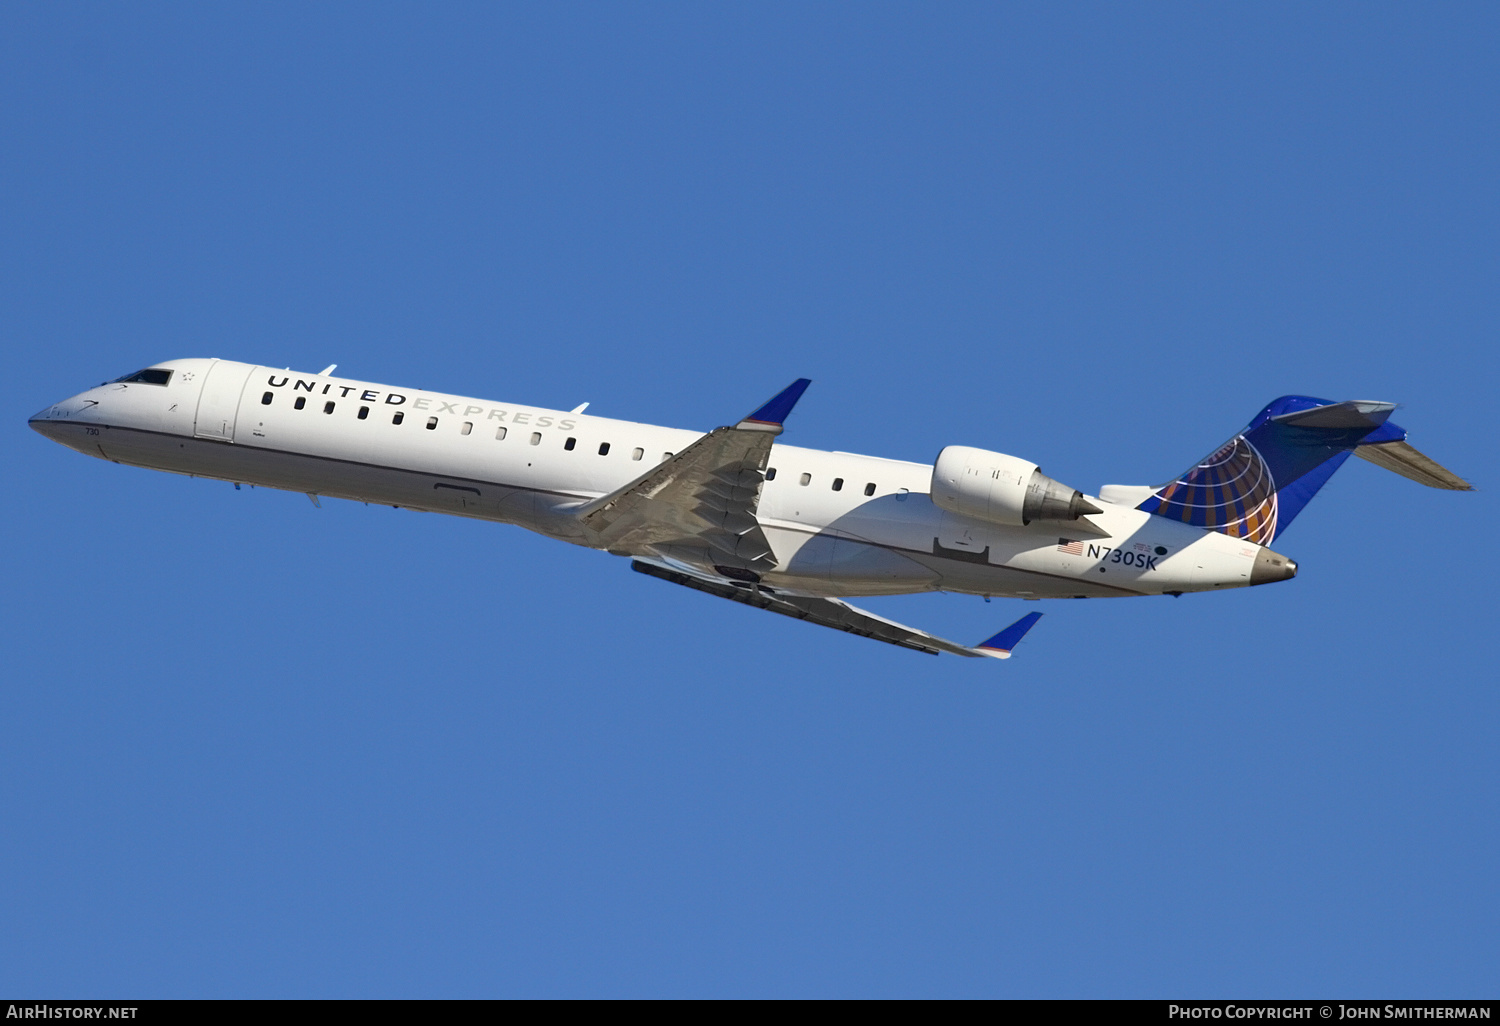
631;560;1042;659
573;379;811;574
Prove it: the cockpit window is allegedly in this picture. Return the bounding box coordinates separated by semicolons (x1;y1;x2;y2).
113;368;173;386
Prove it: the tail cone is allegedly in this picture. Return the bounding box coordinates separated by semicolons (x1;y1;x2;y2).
1250;548;1297;586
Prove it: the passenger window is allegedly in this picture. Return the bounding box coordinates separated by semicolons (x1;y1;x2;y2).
564;437;576;451
598;442;610;456
294;397;306;410
631;447;643;461
461;422;473;435
864;482;876;496
358;406;369;420
261;392;273;406
393;411;405;425
324;401;335;414
530;432;542;445
799;473;811;486
426;417;438;430
495;426;508;440
832;478;844;491
766;467;777;481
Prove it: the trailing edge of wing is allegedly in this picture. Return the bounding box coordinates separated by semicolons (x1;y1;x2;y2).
631;560;1041;660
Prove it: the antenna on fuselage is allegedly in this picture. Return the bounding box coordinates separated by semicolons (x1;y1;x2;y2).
570;402;589;414
319;364;337;376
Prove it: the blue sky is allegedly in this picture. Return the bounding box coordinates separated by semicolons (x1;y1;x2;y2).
3;3;1496;997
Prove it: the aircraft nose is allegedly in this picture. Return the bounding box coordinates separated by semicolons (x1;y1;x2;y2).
29;405;61;438
1250;547;1298;585
29;398;88;444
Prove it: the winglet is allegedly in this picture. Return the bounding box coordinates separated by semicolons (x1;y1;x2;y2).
972;612;1043;659
737;378;812;433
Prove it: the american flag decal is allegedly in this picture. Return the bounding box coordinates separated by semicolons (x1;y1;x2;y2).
1057;538;1083;555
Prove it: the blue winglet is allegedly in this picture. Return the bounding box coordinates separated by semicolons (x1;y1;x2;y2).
975;612;1043;658
738;378;811;431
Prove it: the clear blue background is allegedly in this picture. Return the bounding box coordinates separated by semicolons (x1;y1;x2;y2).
3;2;1496;998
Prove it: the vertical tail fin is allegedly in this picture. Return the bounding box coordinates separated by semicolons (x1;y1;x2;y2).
1134;396;1469;543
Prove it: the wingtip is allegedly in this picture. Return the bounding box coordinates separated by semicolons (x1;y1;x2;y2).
973;611;1043;657
738;378;812;430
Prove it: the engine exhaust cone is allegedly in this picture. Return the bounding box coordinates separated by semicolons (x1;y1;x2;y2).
1024;470;1101;523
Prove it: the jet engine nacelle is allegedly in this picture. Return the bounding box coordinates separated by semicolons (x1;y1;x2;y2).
931;445;1102;527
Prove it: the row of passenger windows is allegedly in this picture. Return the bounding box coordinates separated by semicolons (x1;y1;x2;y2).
261;390;883;494
261;389;659;458
764;467;877;495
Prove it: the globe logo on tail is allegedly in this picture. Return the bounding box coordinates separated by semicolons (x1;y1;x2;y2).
1141;435;1278;545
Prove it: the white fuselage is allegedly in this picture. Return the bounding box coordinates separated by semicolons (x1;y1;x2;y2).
30;358;1290;599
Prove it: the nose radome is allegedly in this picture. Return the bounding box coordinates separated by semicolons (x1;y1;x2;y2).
29;405;68;443
1250;547;1298;585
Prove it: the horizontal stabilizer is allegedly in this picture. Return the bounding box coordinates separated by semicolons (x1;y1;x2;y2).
1354;440;1473;490
1272;399;1396;430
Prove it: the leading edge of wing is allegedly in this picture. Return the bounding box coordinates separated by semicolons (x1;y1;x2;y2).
631;559;1042;660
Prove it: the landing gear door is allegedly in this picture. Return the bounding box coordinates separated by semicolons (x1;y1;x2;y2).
193;359;255;441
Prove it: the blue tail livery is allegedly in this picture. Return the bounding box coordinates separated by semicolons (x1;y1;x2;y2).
1134;396;1472;543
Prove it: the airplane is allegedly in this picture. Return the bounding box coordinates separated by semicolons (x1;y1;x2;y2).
29;358;1472;659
